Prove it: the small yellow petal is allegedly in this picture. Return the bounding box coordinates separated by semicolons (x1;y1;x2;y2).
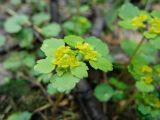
131;15;148;28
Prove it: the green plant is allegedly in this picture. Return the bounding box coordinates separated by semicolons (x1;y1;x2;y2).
118;2;160;119
63;16;91;35
34;35;112;92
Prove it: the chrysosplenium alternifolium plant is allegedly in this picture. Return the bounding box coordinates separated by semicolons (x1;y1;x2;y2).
119;2;160;118
34;35;112;92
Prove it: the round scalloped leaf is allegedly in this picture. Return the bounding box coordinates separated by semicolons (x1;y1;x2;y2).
41;38;64;57
89;57;113;72
85;37;109;57
136;81;154;93
64;35;84;47
118;2;140;20
4;14;29;33
41;23;61;37
7;111;32;120
4;19;21;33
94;83;114;102
51;73;80;92
32;12;50;26
71;62;88;79
34;57;55;74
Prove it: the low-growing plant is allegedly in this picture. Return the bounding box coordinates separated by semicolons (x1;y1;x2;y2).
34;35;113;92
2;0;160;120
118;2;160;119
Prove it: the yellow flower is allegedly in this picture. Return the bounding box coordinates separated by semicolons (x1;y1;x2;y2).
53;46;80;68
84;51;98;61
53;55;80;68
149;17;160;34
141;65;152;74
141;75;153;84
131;15;148;28
76;42;98;61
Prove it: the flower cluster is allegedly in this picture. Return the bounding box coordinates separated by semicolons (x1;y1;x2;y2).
148;17;160;34
131;15;148;28
131;14;160;37
52;42;99;69
140;65;153;84
52;46;80;68
76;42;98;61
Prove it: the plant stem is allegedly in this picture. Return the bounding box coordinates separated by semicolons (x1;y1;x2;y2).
127;36;145;66
118;36;145;79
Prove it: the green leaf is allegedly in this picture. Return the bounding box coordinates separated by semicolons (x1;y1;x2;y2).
32;12;50;26
7;111;32;120
4;19;21;33
151;10;160;18
143;31;157;39
3;51;35;71
63;21;74;34
94;83;114;102
118;2;139;20
118;20;136;30
71;62;88;79
16;28;33;48
112;91;126;101
23;54;35;68
47;83;58;94
128;60;146;80
105;5;119;30
34;57;55;74
149;36;160;49
136;81;154;93
63;16;91;35
41;23;61;37
85;37;109;57
41;38;64;57
137;104;151;115
121;40;157;64
120;40;138;56
64;35;84;47
89;57;113;72
51;73;80;92
0;35;6;46
4;15;29;33
109;77;128;90
37;73;52;83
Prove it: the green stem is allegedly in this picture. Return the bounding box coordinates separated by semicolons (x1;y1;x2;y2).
118;36;145;79
127;36;145;66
